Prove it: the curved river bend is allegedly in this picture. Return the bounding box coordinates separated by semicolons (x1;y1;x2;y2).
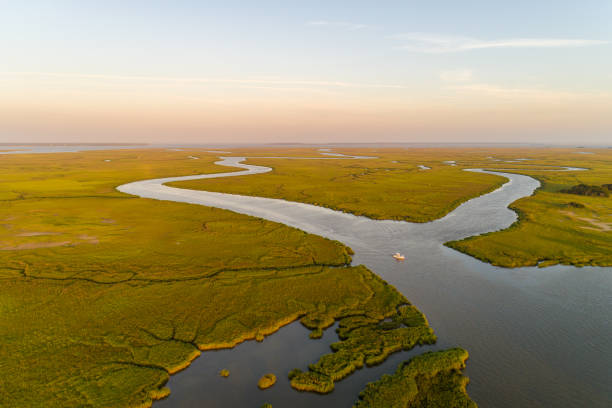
118;157;612;408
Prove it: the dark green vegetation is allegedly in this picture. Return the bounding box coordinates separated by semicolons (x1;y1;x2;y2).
447;148;612;267
354;348;476;408
0;149;436;407
170;148;506;222
289;300;435;393
561;183;610;197
257;374;277;390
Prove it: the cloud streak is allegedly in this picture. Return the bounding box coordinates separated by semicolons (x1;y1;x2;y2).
444;83;612;101
392;33;609;53
0;71;407;90
306;20;370;30
439;69;473;82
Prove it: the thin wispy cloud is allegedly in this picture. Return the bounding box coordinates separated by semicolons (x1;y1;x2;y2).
439;69;473;82
0;71;407;90
306;20;370;30
392;33;609;53
446;83;565;98
444;83;612;101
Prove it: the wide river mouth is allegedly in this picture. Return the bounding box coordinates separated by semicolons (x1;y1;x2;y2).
115;156;612;408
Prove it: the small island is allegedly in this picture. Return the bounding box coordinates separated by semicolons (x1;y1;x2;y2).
354;348;476;408
257;374;277;390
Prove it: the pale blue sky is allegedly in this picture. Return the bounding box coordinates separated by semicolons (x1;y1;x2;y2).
1;1;611;143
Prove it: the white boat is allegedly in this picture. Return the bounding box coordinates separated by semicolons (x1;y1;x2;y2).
392;252;405;261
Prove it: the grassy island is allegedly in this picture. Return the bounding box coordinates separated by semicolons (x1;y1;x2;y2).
257;374;277;389
353;348;476;408
168;148;506;223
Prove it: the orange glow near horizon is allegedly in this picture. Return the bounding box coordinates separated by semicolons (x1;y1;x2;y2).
1;75;611;144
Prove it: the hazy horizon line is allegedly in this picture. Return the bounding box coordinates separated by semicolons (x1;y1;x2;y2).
1;141;609;148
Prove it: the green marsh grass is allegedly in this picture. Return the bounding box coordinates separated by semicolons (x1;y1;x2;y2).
171;146;612;269
169;148;506;223
354;348;476;408
289;302;436;393
0;149;429;407
446;148;612;267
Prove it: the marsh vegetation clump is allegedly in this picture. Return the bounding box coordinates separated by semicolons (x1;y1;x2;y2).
561;184;609;197
257;374;277;389
148;387;171;402
309;327;323;339
290;299;436;393
353;348;476;408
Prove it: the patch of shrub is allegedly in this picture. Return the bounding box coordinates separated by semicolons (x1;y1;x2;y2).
561;184;609;197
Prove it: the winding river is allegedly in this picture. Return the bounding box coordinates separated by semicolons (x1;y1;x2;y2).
117;157;612;408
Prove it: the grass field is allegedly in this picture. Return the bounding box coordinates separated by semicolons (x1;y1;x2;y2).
0;148;463;407
169;148;507;222
9;145;601;407
446;148;612;267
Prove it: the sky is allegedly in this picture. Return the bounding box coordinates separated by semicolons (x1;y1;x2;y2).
1;0;611;144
